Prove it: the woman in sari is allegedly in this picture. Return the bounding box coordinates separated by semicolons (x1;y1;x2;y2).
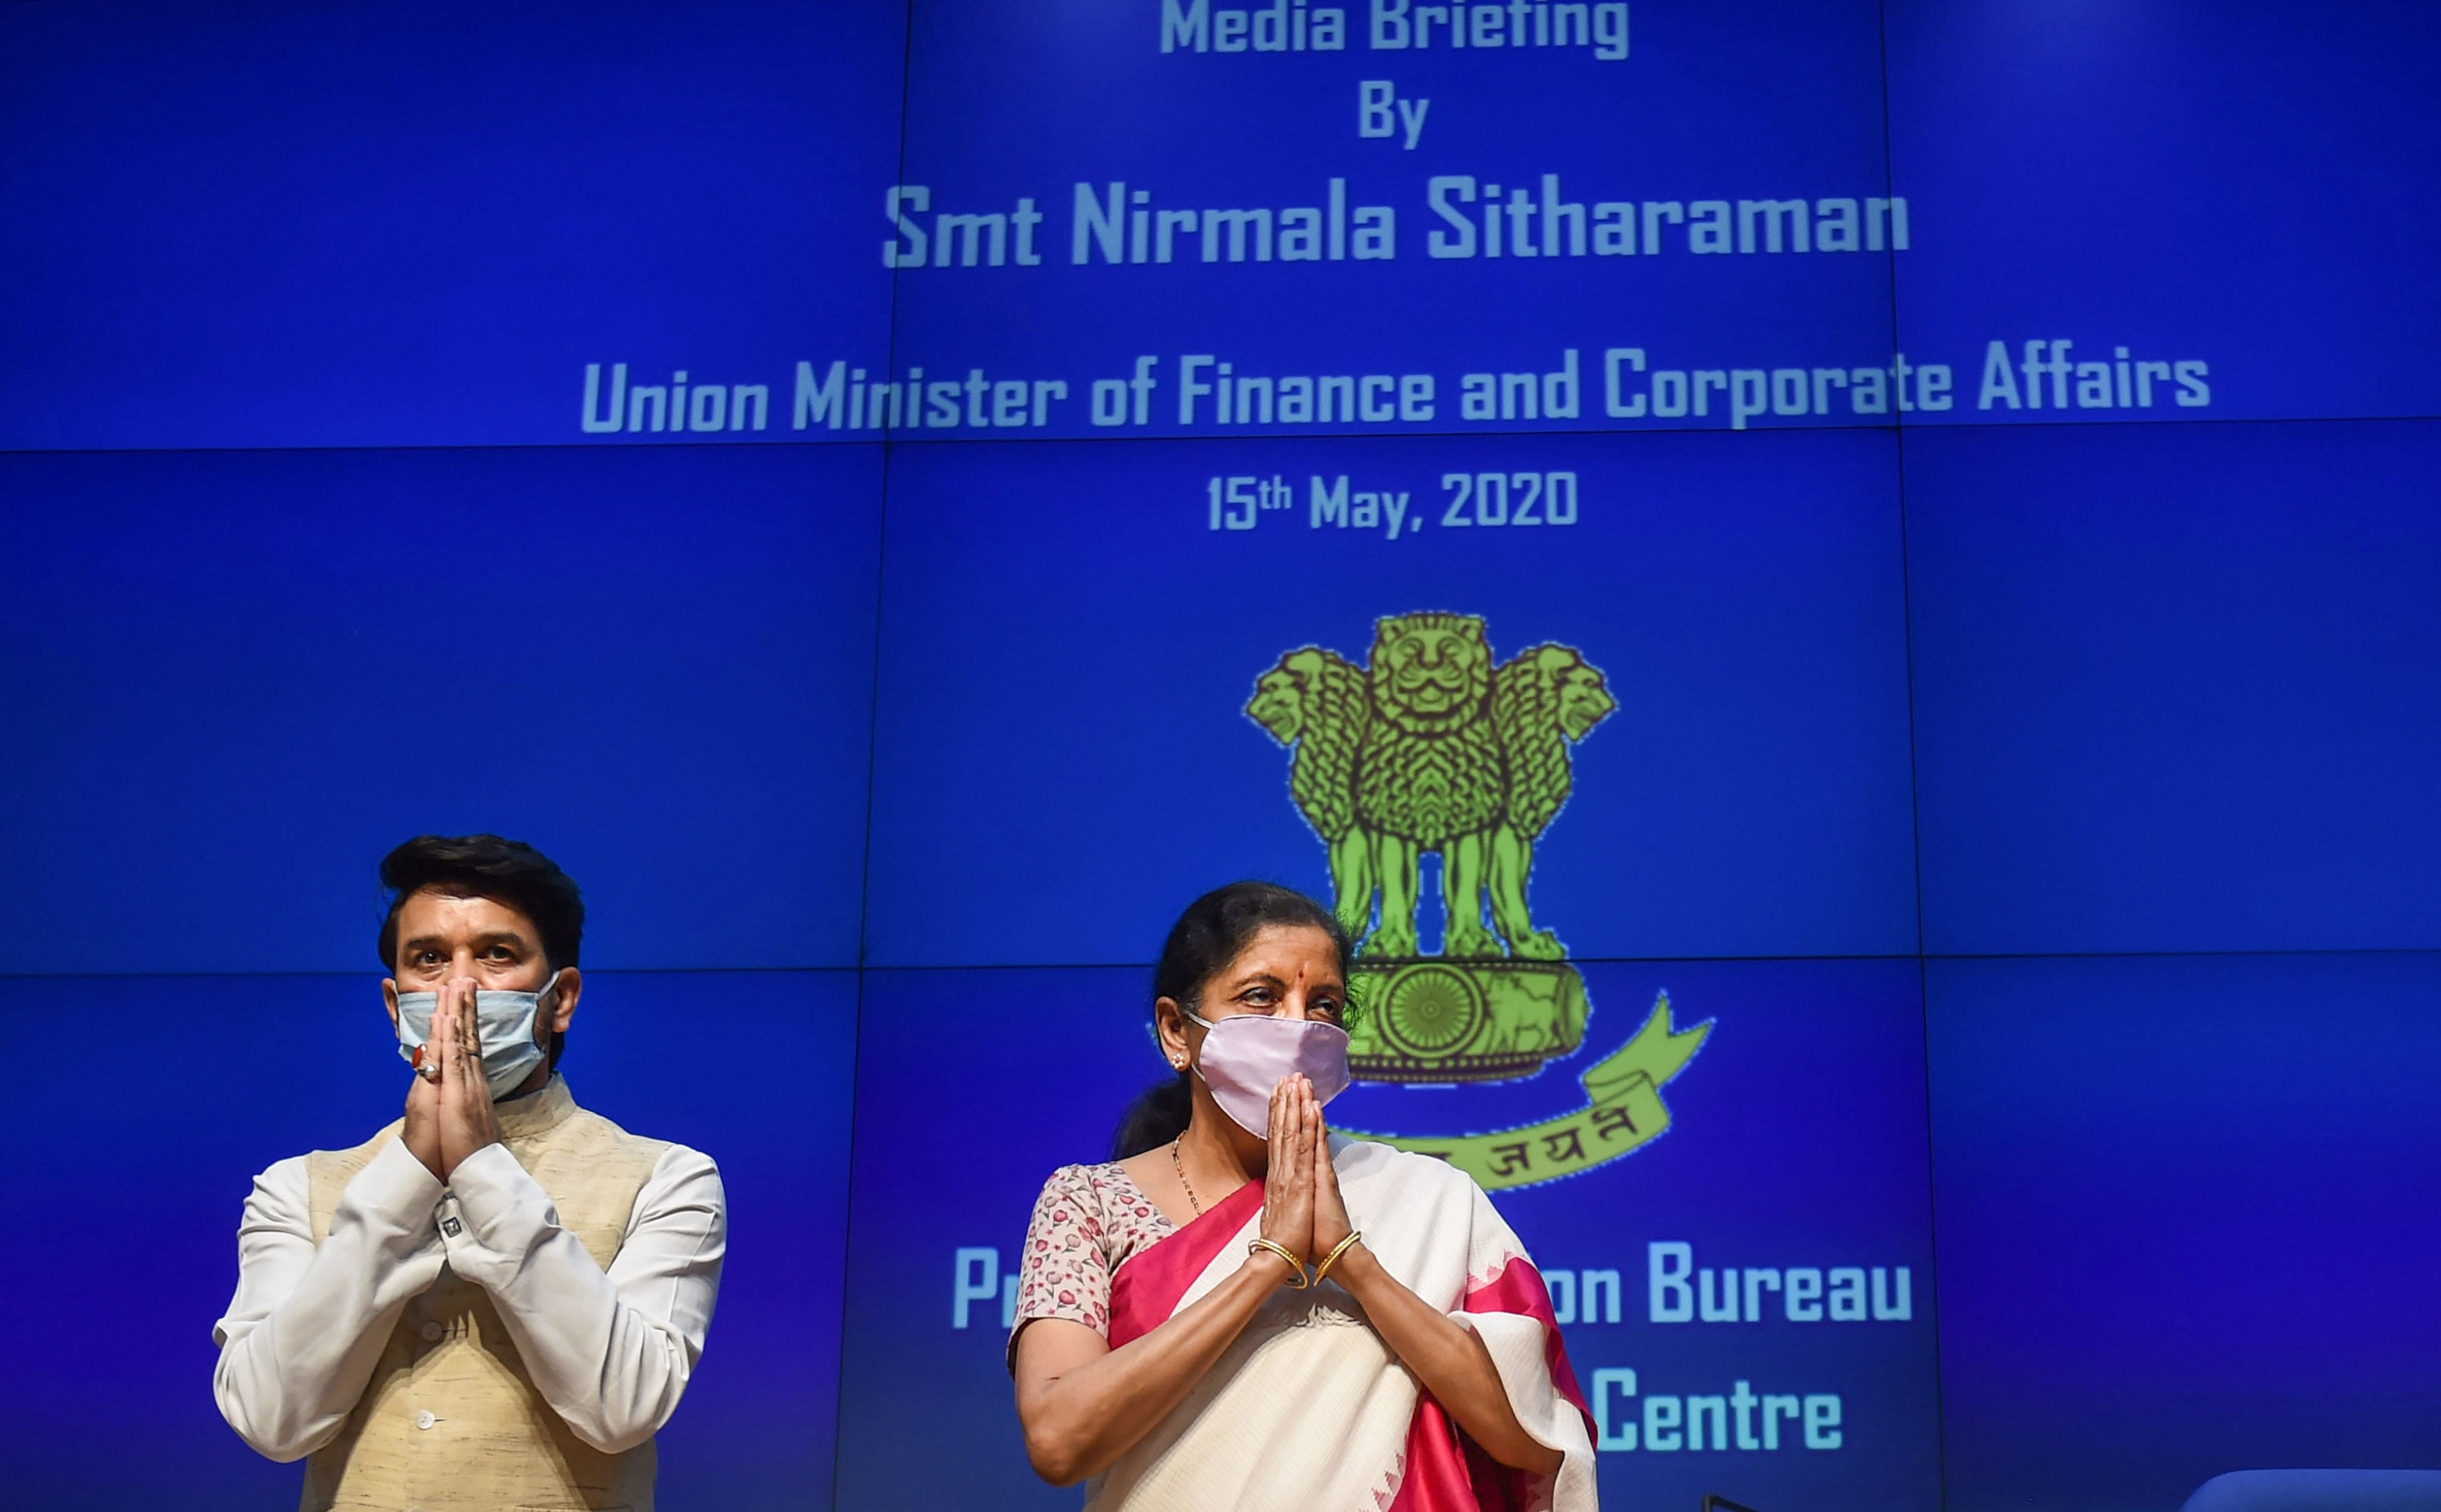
1011;882;1598;1511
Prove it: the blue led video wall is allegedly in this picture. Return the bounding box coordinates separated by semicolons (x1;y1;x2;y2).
4;2;2438;1509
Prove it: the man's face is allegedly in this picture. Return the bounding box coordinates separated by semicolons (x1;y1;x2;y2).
381;887;580;1077
388;888;552;992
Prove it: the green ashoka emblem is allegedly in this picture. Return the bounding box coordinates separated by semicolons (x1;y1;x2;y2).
1248;613;1618;1086
1379;964;1487;1058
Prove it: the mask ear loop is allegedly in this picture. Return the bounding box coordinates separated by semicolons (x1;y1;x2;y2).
1166;1005;1218;1076
1147;1024;1183;1073
532;969;563;1031
1145;1010;1192;1074
528;968;567;1073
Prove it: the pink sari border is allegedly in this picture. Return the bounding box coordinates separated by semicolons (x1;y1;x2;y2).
1107;1179;1267;1350
1388;1257;1595;1512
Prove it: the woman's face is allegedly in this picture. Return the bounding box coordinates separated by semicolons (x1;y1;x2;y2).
1158;923;1349;1072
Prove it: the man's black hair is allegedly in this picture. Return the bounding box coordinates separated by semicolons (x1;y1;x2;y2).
375;834;585;974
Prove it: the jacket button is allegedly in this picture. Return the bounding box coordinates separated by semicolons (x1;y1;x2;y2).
420;1322;443;1343
414;1410;437;1430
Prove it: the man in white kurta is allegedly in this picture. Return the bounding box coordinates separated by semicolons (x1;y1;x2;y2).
212;834;725;1512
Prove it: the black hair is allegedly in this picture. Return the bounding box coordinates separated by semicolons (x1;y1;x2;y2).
376;835;586;1069
1109;881;1354;1160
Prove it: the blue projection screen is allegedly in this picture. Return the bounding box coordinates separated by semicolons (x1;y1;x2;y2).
3;1;2437;1509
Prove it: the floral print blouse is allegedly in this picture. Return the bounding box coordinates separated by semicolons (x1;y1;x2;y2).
1009;1162;1179;1364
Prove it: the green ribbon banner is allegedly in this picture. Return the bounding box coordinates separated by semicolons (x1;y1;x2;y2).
1332;991;1712;1191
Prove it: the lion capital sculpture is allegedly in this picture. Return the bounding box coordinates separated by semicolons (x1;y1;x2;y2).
1247;613;1615;961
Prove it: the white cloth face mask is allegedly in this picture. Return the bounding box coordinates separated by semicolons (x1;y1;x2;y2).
394;969;563;1098
1185;1009;1353;1138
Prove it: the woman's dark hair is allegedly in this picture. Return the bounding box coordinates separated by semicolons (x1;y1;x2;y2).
1110;881;1354;1160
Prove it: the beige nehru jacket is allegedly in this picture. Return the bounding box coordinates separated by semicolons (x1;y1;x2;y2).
213;1078;725;1512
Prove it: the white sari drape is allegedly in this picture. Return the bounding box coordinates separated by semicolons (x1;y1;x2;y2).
1090;1137;1597;1512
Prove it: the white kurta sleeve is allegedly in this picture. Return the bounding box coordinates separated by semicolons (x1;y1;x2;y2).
438;1140;726;1454
212;1140;449;1461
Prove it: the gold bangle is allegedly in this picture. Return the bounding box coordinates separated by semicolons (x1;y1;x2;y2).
1247;1237;1312;1288
1314;1231;1364;1285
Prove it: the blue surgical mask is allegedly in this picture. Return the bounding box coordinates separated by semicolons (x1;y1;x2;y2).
393;970;563;1099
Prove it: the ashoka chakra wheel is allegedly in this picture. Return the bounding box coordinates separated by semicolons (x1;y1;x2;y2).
1380;964;1486;1058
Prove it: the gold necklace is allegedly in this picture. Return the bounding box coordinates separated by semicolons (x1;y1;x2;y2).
1170;1137;1204;1217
